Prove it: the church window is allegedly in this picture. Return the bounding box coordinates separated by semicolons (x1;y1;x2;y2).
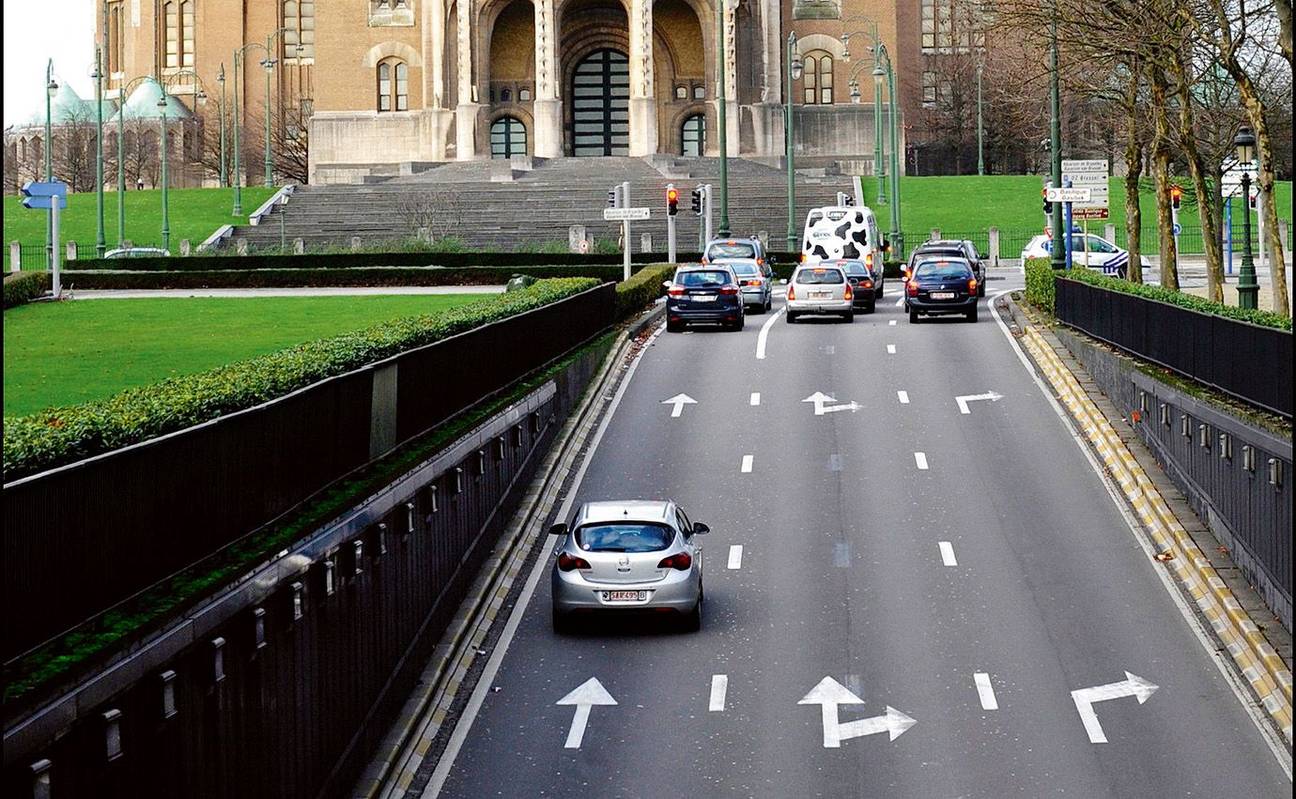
378;59;408;111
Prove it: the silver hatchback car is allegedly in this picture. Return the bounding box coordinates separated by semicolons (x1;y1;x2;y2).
786;263;855;323
550;500;709;632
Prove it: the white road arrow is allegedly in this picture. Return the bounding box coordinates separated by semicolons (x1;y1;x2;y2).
661;393;697;418
556;677;617;749
802;392;862;416
798;677;917;748
955;391;1004;415
1070;670;1158;744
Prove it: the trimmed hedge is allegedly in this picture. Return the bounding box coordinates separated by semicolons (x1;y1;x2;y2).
1024;257;1055;313
2;278;601;481
615;263;676;319
3;271;49;309
1059;266;1292;331
61;266;632;291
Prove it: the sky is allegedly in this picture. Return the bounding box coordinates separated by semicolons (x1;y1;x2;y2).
4;2;97;128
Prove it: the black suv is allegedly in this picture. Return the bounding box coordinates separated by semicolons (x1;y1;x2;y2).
907;240;987;296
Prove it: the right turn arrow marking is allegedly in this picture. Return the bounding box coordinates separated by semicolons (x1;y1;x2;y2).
1070;670;1158;744
798;676;917;748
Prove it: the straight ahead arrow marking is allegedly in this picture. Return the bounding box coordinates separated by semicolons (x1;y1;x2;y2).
556;677;617;749
662;393;697;417
798;677;916;748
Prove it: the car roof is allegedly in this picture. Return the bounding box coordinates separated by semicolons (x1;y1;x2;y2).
576;500;674;525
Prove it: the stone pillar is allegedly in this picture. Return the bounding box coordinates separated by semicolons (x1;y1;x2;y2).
180;239;191;256
930;228;941;242
988;227;1000;266
294;238;305;254
1104;223;1116;243
236;238;248;255
351;236;363;251
628;0;658;156
10;241;21;272
65;241;78;261
569;225;587;252
641;232;653;252
455;0;479;160
533;0;562;157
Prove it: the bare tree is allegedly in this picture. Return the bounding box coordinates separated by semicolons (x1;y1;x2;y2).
397;188;468;241
52;106;100;193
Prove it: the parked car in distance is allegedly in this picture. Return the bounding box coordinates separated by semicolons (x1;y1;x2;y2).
786;263;855;323
550;500;708;632
905;257;979;323
664;265;745;332
103;247;171;259
908;240;985;296
1020;233;1151;278
837;259;878;313
721;259;774;313
703;237;768;267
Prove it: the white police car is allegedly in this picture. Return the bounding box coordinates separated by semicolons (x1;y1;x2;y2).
1019;233;1151;278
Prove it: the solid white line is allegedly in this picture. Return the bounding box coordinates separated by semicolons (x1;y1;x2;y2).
914;452;929;470
894;296;905;307
755;306;785;360
709;675;729;711
740;455;754;473
727;545;744;569
974;673;999;710
939;541;958;566
887;344;897;354
750;392;761;406
889;319;897;326
897;390;910;404
423;323;666;797
986;290;1291;776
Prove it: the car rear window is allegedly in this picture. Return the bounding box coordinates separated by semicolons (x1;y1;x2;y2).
677;270;732;287
729;262;760;276
708;242;758;259
839;261;869;275
576;523;675;553
915;261;973;280
795;268;845;285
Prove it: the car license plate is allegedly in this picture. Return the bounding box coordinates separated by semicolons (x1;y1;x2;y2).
931;291;956;300
690;294;715;302
810;291;831;299
603;590;647;602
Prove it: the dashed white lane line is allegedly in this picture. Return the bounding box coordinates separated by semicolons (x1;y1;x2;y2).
740;455;754;473
887;344;897;355
974;673;999;710
939;541;958;566
709;675;729;711
894;296;905;307
914;451;929;470
750;392;761;406
889;319;897;326
755;306;785;359
897;390;910;404
727;545;744;569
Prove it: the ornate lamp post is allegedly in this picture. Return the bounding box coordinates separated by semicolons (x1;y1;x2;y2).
1048;0;1065;270
92;50;107;257
45;61;58;265
848;46;902;259
260;54;277;186
158;95;170;252
785;33;802;252
217;63;227;186
1234;126;1259;310
715;0;736;236
232;30;300;212
842;24;885;205
976;60;985;176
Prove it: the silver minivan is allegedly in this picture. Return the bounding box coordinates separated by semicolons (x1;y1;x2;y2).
786;263;855;323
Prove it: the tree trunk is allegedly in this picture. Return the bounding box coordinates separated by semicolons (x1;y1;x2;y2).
1122;60;1143;283
1149;68;1178;291
1170;60;1222;302
1232;66;1290;315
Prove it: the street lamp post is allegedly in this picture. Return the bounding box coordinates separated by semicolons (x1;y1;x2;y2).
716;0;733;236
217;63;227;186
1234;126;1259;310
976;61;985;177
231;30;298;212
158;96;170;252
1048;0;1065;270
93;49;107;257
45;60;57;265
261;53;277;186
233;49;244;214
842;25;885;206
786;33;802;252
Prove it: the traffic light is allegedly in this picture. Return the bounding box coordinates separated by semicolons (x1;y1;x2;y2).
607;188;619;208
1170;185;1183;210
1041;187;1053;215
691;186;703;215
667;186;679;216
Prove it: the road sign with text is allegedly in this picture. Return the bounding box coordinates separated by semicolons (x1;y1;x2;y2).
604;207;650;221
1061;159;1108;219
1046;187;1092;203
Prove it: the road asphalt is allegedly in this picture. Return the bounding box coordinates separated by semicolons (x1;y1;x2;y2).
423;275;1290;798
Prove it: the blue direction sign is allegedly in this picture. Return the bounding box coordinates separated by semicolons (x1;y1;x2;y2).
1172;222;1182;236
21;180;68;210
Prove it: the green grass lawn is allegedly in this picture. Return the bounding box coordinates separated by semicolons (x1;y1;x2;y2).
3;186;279;254
856;175;1293;243
3;294;484;416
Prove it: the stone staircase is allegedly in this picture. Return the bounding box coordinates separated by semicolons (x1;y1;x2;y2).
223;157;855;252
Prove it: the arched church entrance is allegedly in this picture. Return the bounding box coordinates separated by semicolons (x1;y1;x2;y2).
570;48;630;156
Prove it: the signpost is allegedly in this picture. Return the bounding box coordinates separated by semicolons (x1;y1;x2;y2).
604;181;648;280
21;180;69;298
602;207;651;222
1045;187;1092;203
1062;160;1108;271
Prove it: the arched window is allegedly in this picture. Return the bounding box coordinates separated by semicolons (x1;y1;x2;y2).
490;116;527;158
802;51;834;104
377;59;408;111
681;114;705;156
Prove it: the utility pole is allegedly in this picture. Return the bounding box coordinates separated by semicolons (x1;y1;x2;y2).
94;45;107;257
976;61;985;177
1048;0;1065;270
716;0;731;236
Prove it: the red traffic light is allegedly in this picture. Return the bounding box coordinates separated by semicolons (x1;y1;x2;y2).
1170;185;1183;210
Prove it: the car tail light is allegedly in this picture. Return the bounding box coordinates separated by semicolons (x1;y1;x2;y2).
557;552;591;571
800;253;807;263
843;283;853;301
719;286;739;295
907;280;919;296
866;253;874;270
657;552;692;570
967;278;978;293
786;284;796;301
756;257;764;265
743;279;761;287
862;279;873;289
667;286;685;296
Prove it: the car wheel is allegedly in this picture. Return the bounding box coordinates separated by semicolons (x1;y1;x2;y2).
786;311;797;324
734;316;746;331
843;311;855;323
978;282;986;297
875;284;883;300
966;307;979;323
666;319;683;333
909;310;920;324
864;301;876;314
552;606;572;634
765;296;773;312
682;587;703;632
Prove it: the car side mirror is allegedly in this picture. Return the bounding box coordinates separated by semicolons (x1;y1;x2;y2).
549;523;568;537
692;522;710;535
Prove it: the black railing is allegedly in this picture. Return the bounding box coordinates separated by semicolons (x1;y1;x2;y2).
1054;277;1292;418
1;284;615;663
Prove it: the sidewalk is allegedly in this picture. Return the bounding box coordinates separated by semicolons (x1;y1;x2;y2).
64;286;507;300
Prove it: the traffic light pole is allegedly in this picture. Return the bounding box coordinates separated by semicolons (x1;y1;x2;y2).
667;183;678;264
705;184;714;246
621;181;631;281
1048;0;1065;271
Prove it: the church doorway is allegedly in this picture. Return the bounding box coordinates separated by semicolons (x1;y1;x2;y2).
570;48;629;156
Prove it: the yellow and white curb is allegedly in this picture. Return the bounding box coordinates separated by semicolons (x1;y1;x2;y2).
1020;325;1293;744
